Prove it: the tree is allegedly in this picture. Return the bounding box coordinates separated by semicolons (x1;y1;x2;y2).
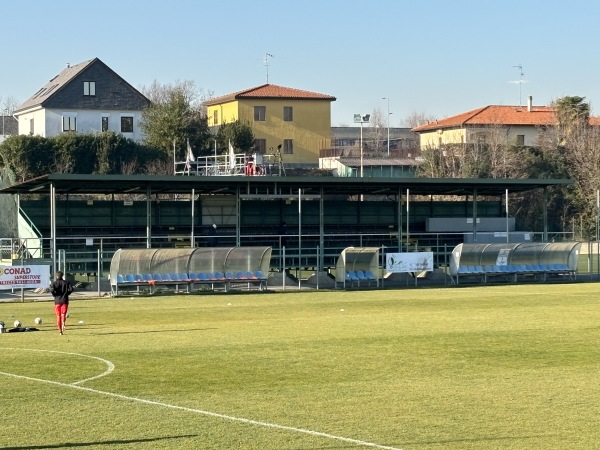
0;95;19;115
215;120;255;154
140;80;212;161
553;96;590;156
365;108;386;152
0;135;55;181
402;111;437;129
0;132;166;178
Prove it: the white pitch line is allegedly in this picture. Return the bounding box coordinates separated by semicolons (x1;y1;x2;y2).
0;369;404;450
1;347;115;385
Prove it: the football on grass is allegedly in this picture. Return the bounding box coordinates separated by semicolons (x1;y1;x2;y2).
14;320;21;328
34;317;42;325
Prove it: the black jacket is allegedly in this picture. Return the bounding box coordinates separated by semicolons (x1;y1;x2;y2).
51;279;73;305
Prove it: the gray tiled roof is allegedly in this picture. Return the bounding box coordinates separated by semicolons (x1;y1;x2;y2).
15;58;149;113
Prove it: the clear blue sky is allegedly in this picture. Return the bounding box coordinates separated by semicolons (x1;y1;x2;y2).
2;0;600;126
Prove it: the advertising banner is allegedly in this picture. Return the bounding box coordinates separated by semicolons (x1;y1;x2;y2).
0;265;51;290
386;252;433;273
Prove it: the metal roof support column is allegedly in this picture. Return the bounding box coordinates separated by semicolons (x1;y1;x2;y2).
319;185;324;272
505;189;510;243
236;185;241;247
406;188;410;250
397;186;402;251
543;187;548;242
298;189;302;288
472;188;478;244
50;183;56;274
146;186;151;249
191;188;195;248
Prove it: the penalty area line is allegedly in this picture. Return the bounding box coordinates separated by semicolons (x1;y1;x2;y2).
0;370;404;450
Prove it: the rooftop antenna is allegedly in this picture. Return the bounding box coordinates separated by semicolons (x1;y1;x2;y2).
510;64;528;106
264;53;274;83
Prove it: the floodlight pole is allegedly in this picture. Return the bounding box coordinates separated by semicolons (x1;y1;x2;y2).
382;97;391;156
360;121;364;178
354;113;370;178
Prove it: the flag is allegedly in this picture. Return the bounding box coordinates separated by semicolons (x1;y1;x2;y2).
229;140;236;170
185;139;195;171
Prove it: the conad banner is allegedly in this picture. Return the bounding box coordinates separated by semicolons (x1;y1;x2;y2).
386;252;434;273
0;265;51;289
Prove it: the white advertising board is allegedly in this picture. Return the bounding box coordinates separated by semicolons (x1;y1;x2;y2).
386;252;433;273
0;265;51;290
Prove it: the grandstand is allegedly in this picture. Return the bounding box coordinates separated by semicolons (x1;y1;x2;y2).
0;173;573;280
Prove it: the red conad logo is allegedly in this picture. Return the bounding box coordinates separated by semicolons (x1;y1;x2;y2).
2;268;32;275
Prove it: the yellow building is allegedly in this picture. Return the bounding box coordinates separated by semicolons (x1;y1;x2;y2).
205;84;336;166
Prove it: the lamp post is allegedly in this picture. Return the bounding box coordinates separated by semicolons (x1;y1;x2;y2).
354;113;370;177
2;109;6;138
382;97;391;156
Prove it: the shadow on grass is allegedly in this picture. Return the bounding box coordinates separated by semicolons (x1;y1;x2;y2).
0;434;198;449
90;327;218;335
401;431;559;447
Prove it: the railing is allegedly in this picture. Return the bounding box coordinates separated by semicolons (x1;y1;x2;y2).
17;206;43;258
4;230;583;277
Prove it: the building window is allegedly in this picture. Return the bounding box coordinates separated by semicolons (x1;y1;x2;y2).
283;139;293;154
101;116;109;132
213;109;218;125
83;81;96;96
516;134;525;146
62;116;76;132
254;139;266;154
254;106;266;121
121;116;133;133
283;106;293;121
29;118;34;135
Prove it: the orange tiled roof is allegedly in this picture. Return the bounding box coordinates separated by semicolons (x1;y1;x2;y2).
204;84;336;105
411;105;563;132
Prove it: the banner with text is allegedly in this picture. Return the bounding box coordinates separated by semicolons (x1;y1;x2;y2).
0;265;51;290
386;252;434;273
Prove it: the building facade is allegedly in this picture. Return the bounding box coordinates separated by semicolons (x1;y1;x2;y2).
205;84;336;166
13;58;150;141
412;97;563;150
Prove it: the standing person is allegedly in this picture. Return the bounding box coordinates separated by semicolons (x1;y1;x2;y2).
51;271;73;335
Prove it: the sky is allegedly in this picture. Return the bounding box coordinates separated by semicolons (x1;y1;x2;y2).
2;0;600;127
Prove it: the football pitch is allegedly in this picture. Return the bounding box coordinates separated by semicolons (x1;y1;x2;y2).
1;283;599;449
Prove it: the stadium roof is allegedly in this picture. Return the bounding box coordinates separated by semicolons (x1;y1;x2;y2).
0;173;573;197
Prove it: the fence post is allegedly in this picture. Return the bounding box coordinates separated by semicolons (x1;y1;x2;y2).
97;249;101;297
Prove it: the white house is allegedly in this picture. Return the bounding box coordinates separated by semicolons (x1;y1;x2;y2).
13;58;150;142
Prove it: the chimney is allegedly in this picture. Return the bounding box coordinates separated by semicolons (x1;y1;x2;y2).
527;96;533;112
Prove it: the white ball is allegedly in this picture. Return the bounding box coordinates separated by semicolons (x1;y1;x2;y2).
34;317;42;325
14;320;21;328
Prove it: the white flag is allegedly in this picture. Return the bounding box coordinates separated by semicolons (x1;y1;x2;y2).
229;140;236;169
186;139;195;162
185;139;195;172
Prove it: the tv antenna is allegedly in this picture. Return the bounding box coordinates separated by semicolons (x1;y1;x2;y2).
264;53;274;83
509;64;528;106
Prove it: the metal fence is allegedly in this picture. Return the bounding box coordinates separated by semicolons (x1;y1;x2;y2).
4;230;593;281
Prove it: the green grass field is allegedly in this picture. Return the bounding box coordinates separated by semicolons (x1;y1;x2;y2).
1;284;600;450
